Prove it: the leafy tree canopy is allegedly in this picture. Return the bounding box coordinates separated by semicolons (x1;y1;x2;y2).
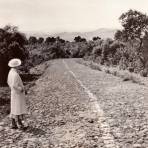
119;9;148;41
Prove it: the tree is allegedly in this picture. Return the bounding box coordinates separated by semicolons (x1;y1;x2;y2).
119;9;148;48
45;37;56;44
142;32;148;69
11;32;27;46
38;37;44;44
114;30;123;40
74;36;86;42
100;38;114;64
56;37;65;43
93;36;101;41
28;36;37;44
81;38;86;42
0;25;28;85
74;36;81;42
4;25;18;33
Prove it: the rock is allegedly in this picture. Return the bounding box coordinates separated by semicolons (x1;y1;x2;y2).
133;144;142;148
0;122;5;126
137;138;144;144
87;118;95;123
4;127;9;132
0;126;4;131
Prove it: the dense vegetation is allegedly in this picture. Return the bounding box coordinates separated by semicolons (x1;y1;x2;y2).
0;25;28;85
1;9;148;85
27;10;148;74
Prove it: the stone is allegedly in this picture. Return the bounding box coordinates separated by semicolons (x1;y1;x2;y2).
133;144;142;148
0;122;5;126
0;126;4;131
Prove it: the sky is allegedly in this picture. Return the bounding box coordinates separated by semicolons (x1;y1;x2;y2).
0;0;148;33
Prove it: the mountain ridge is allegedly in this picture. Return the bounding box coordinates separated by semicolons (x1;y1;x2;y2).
26;28;117;41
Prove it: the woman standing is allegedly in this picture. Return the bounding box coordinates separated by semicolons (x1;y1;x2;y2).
7;58;27;129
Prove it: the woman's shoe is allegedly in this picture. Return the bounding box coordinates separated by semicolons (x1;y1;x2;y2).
11;119;18;129
18;125;28;130
11;125;18;129
17;116;28;130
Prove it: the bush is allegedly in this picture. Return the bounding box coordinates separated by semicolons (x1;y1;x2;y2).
128;67;134;72
140;69;148;77
90;63;101;71
104;69;110;74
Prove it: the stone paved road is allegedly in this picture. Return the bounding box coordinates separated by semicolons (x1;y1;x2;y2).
0;59;148;148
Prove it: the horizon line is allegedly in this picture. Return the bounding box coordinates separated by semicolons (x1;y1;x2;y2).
23;27;120;35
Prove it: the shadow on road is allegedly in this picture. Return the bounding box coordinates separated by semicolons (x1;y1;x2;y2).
20;73;41;82
25;126;46;136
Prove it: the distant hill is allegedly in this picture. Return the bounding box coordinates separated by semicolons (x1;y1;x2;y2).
53;28;116;41
26;28;117;41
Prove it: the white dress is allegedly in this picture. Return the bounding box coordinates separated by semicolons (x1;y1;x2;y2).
7;68;27;116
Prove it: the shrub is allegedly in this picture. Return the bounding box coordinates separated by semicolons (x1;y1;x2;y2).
128;67;134;72
104;69;110;74
140;69;148;77
90;63;101;71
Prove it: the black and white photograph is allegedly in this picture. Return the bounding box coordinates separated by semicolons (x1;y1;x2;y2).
0;0;148;147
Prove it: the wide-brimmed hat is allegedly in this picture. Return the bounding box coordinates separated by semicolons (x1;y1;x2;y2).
8;58;21;67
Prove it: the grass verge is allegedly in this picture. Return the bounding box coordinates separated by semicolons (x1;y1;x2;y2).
76;59;146;86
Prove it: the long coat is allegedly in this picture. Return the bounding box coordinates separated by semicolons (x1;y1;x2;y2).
7;68;27;115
